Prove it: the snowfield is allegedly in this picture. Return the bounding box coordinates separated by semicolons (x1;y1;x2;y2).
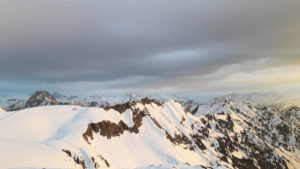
0;102;208;169
0;99;299;169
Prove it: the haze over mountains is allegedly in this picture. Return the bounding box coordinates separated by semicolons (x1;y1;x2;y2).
1;91;299;112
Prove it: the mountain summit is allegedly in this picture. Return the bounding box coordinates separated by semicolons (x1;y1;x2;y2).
25;91;58;108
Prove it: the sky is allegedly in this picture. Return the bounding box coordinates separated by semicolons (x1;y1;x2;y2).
0;0;300;97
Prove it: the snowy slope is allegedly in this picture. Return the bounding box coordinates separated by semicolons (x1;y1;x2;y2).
0;98;299;169
0;101;209;169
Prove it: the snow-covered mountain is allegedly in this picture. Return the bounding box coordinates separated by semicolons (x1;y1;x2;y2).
0;95;27;111
208;93;300;110
53;93;111;107
0;97;299;169
25;91;58;108
52;92;191;107
178;100;200;114
2;91;297;112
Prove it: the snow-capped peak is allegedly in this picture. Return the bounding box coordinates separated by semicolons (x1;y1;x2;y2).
25;91;58;108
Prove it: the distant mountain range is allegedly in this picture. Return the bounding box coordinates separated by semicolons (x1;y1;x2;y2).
1;91;299;112
0;91;193;111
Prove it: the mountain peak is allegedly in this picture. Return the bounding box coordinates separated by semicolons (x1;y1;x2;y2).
25;91;58;108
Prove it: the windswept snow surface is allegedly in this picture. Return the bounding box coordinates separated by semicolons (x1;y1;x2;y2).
0;102;212;169
0;99;299;169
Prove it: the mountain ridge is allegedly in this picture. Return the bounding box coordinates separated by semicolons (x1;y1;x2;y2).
0;97;299;168
1;91;299;112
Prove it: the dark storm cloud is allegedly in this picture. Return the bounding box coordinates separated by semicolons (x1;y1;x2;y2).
0;0;300;94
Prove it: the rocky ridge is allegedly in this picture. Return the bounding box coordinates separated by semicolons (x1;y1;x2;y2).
76;99;299;169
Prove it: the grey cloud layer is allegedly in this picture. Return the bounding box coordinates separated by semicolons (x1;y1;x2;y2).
0;0;299;93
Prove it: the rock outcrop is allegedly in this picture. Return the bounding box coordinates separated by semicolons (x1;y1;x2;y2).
25;91;58;108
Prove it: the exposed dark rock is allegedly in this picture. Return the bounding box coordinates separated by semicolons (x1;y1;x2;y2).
218;112;225;115
191;134;206;150
231;156;258;169
216;136;236;156
99;155;110;167
180;116;186;124
89;101;98;107
83;120;127;141
205;113;216;121
199;126;209;138
91;157;100;169
62;149;71;157
62;149;87;169
216;114;234;132
179;100;199;114
131;108;145;133
166;132;194;150
149;116;163;129
140;97;162;106
201;118;207;125
191;105;199;114
103;97;161;114
220;156;228;163
25;91;57;108
103;101;133;114
83;108;145;142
